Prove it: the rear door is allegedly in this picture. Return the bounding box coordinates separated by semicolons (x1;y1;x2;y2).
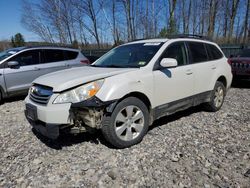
3;50;41;94
186;42;217;94
38;49;68;75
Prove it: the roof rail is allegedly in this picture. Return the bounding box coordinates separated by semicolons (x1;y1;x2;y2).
167;34;212;41
24;45;77;49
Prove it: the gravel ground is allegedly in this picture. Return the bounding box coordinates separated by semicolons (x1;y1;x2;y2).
0;82;249;188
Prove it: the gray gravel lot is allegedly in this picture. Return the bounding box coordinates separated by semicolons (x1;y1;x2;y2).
0;82;249;187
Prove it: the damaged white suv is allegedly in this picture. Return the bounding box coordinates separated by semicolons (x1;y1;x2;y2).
25;36;232;148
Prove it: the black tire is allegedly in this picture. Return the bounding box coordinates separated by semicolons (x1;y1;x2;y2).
0;91;2;104
204;81;226;112
101;97;149;148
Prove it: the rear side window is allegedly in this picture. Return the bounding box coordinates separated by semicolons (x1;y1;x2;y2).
8;50;40;66
64;50;78;60
206;44;223;60
188;42;208;63
43;50;65;63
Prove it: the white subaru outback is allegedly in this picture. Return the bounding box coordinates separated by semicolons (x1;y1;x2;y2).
25;36;232;148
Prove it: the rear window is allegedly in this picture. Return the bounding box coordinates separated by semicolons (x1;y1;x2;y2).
64;50;78;60
188;42;208;63
43;50;65;63
206;44;223;60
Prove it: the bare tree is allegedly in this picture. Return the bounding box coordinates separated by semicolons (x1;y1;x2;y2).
21;0;249;46
21;0;55;43
181;0;192;34
243;0;250;43
228;0;240;43
208;0;219;38
168;0;177;34
121;0;134;41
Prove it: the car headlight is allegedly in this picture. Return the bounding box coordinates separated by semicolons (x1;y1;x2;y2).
53;79;104;104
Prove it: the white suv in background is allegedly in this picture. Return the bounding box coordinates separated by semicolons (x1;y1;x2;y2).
25;36;232;148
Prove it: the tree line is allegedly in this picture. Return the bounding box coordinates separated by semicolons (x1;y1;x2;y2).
21;0;249;49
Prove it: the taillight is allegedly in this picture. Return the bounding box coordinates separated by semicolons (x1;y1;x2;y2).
80;59;90;64
227;59;232;65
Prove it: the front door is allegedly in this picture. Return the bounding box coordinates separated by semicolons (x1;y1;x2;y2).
3;50;41;94
153;42;194;116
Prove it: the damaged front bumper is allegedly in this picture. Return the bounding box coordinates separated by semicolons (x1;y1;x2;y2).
25;96;117;139
70;96;117;129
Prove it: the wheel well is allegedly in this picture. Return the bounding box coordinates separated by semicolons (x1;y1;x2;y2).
120;92;151;110
217;76;227;88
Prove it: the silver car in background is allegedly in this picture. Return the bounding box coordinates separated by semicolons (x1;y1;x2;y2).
0;46;90;102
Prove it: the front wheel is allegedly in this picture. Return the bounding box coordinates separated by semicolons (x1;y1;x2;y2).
101;97;149;148
204;81;226;112
0;91;2;104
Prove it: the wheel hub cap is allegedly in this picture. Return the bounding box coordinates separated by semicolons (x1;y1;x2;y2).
114;105;145;141
214;86;224;108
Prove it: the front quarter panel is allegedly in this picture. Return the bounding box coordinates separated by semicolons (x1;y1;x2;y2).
96;68;155;107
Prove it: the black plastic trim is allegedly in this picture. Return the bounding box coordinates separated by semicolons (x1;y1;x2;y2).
153;91;212;121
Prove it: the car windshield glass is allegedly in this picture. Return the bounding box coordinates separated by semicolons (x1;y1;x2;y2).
0;48;22;61
238;49;250;57
93;42;163;68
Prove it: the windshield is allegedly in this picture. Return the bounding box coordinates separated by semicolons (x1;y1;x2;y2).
93;42;163;68
238;49;250;58
0;48;22;61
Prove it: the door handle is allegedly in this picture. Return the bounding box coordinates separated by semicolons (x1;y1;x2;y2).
186;69;193;75
34;67;41;71
211;65;216;70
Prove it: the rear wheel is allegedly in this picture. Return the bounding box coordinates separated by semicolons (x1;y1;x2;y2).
101;97;149;148
204;81;226;112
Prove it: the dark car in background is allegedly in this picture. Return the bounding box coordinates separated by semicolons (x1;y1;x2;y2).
228;49;250;79
0;46;90;102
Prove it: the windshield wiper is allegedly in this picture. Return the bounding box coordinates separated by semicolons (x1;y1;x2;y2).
105;64;125;68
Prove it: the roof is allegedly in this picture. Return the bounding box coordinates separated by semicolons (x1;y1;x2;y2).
22;46;80;51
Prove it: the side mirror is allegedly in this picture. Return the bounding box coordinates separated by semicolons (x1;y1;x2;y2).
160;58;177;68
8;61;20;68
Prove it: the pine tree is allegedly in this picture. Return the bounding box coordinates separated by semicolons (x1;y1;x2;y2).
11;33;25;47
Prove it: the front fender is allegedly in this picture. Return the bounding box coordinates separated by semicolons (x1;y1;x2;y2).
96;70;155;106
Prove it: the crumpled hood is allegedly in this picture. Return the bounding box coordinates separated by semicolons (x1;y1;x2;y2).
33;66;135;92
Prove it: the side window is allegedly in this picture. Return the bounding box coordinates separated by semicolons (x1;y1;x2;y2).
161;42;187;66
8;50;40;66
43;50;65;63
206;44;223;60
64;50;78;60
188;42;208;63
